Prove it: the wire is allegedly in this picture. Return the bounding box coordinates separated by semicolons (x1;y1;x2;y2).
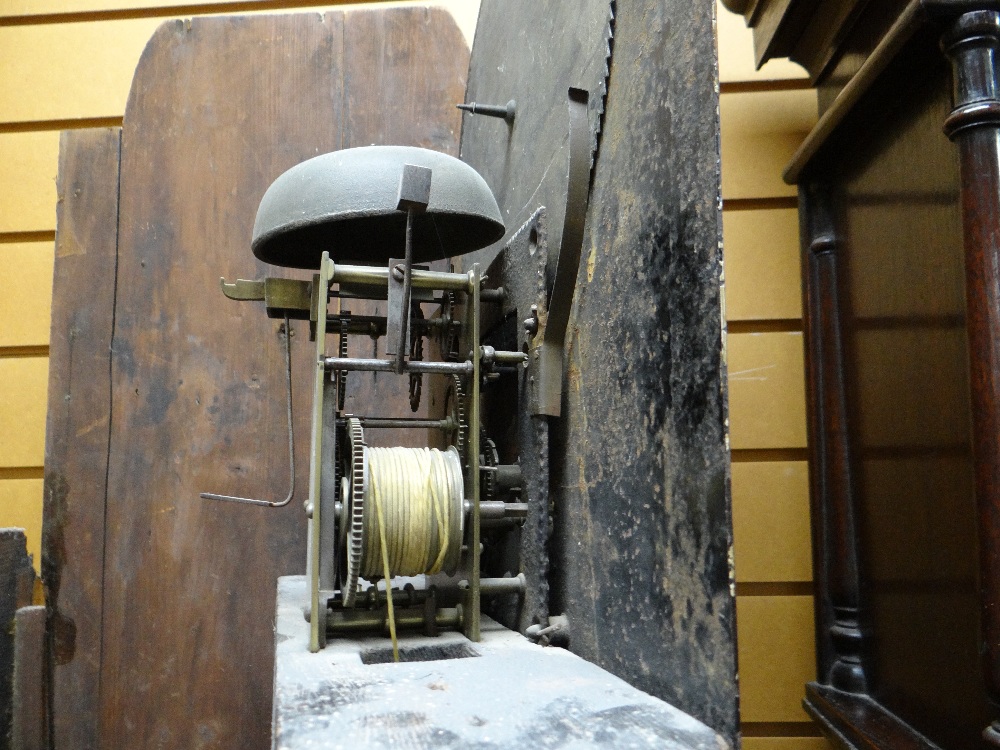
200;313;295;507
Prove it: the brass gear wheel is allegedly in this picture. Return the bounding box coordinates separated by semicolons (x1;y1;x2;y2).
337;323;348;411
440;292;460;361
481;435;499;502
342;417;366;607
444;374;468;462
409;305;424;412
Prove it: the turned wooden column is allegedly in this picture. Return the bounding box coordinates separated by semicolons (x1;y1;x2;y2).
800;182;868;694
943;10;1000;745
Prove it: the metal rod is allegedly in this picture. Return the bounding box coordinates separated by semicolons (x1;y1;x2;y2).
331;262;472;292
459;574;526;596
457;99;516;124
326;315;448;336
338;417;455;430
478;501;529;520
493;349;529;365
326;607;463;634
324;357;473;375
199;313;296;507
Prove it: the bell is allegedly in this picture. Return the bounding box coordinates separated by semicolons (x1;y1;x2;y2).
251;145;505;269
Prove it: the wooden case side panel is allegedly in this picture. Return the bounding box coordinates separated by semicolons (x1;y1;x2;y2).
98;10;469;748
43;126;121;750
100;15;343;748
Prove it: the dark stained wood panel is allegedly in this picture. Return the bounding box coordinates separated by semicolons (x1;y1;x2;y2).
460;0;737;740
102;16;342;747
12;605;46;750
43;127;121;750
734;0;1000;747
0;529;33;750
92;10;467;748
831;68;989;750
343;8;466;153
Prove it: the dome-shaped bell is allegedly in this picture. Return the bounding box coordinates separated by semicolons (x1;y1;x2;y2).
251;146;505;269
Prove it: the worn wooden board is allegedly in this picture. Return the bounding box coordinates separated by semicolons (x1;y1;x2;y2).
42;126;121;750
94;10;466;748
12;605;46;750
0;528;34;748
462;0;738;740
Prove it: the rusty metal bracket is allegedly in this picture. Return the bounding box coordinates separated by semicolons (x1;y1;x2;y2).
527;87;593;417
220;276;313;320
390;164;433;374
386;256;409;364
264;278;312;319
220;277;264;300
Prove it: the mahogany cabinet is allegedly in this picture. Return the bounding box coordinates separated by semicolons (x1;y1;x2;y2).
724;1;1000;748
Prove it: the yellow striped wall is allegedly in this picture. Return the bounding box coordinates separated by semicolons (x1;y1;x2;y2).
718;4;831;748
0;1;828;747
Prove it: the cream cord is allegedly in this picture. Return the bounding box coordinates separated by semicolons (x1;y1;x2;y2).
365;447;458;661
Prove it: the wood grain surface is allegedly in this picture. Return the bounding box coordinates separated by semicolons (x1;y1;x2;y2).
12;605;46;750
0;528;33;747
91;10;466;748
43;126;121;750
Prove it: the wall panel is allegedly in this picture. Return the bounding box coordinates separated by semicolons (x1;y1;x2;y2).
720;90;816;200
738;595;817;723
1;0;476;37
0;241;54;348
0;479;43;572
0;356;48;467
724;208;802;322
732;461;812;582
728;332;807;450
0;19;162;123
744;740;834;750
0;131;60;233
717;3;821;744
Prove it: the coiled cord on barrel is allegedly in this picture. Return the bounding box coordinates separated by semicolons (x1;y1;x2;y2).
362;447;461;579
